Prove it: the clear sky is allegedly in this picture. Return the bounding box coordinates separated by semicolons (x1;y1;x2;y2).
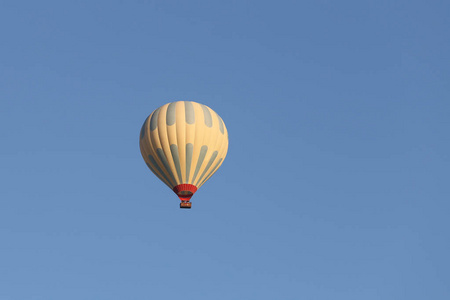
1;1;449;299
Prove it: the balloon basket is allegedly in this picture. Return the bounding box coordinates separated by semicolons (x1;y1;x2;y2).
180;202;192;209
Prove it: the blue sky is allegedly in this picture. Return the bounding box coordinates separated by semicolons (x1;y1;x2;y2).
1;1;449;299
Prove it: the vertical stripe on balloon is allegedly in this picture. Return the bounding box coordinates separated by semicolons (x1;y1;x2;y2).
146;163;170;187
140;116;149;140
185;143;193;183
201;105;212;127
147;154;173;187
195;151;218;186
217;114;224;134
166;102;177;126
170;144;183;183
156;148;177;186
191;145;208;184
185;101;195;124
150;108;161;131
199;158;223;187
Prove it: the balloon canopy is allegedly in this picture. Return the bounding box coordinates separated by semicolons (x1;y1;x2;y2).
139;101;229;208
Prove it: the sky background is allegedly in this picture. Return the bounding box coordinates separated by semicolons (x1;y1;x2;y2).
1;0;449;299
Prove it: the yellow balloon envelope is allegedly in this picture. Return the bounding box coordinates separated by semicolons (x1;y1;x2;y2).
139;101;229;208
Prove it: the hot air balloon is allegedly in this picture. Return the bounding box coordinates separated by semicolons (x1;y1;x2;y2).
139;101;229;209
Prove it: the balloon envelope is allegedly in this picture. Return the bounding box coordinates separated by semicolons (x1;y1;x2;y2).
139;101;229;207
